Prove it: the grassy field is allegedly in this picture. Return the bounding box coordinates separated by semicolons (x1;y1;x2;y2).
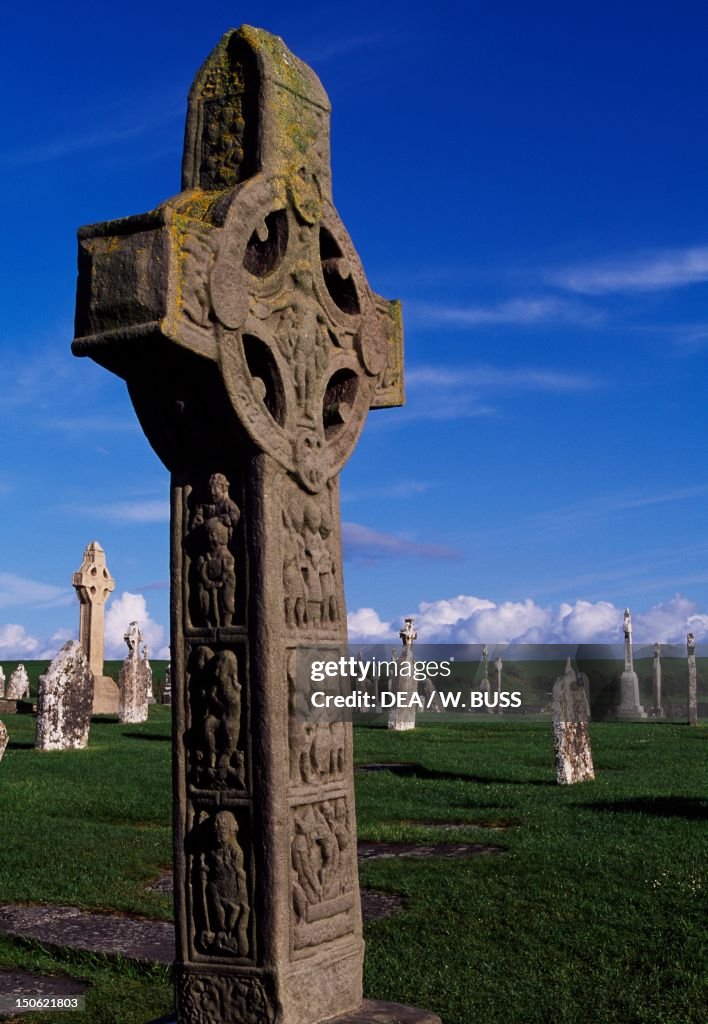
0;707;705;1023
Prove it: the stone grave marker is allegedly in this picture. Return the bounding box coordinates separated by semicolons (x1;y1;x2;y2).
118;621;149;725
687;632;698;726
616;608;646;719
72;541;119;714
35;641;94;751
6;665;30;701
388;618;419;731
162;664;172;705
0;666;5;699
72;25;438;1024
551;657;594;785
0;721;8;763
479;644;490;696
647;641;665;718
142;643;157;704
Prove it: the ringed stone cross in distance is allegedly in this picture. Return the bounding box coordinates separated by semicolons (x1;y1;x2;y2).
73;24;440;1024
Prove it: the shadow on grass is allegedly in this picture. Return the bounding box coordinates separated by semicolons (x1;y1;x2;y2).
8;742;34;750
123;733;171;743
357;762;555;786
579;796;708;820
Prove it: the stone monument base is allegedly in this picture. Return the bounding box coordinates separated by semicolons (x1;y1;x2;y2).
149;999;442;1024
92;676;120;715
615;671;647;719
0;699;35;715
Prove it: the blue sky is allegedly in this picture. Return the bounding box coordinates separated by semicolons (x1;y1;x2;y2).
2;1;708;658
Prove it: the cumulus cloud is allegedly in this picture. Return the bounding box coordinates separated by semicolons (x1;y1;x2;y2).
0;624;40;657
104;591;166;659
348;592;708;645
37;629;77;661
346;607;392;642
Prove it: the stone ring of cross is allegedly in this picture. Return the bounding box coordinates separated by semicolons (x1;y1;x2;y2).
182;174;389;492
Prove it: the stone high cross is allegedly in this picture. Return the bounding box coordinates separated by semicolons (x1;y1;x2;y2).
73;26;438;1024
72;541;115;679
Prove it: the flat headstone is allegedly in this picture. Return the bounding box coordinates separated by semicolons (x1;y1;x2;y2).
118;655;149;724
0;968;89;1014
0;904;174;965
35;641;94;751
357;841;506;860
551;658;594;785
6;665;29;701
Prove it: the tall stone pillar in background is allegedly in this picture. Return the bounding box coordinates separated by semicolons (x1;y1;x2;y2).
479;644;490;697
73;25;439;1024
388;617;418;731
616;608;646;720
72;541;119;714
687;632;698;726
647;642;665;718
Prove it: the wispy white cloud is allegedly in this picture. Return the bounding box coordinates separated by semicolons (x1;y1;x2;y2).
407;365;601;393
342;522;459;560
68;499;169;524
550;245;708;295
342;480;433;503
0;574;72;611
304;33;386;63
405;295;601;328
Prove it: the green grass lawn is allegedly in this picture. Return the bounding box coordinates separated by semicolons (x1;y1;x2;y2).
0;708;705;1023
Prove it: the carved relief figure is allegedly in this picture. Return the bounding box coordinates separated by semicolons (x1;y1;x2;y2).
188;473;240;628
287;653;346;787
290;799;353;920
198;810;250;956
282;488;340;631
189;646;245;789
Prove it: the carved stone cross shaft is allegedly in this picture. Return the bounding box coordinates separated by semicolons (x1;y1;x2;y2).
73;26;408;1024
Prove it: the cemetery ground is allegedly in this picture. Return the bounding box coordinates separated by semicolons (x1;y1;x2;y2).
0;669;705;1023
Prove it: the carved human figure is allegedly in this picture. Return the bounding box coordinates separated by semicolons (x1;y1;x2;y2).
283;507;308;628
302;501;325;628
292;811;322;905
199;810;250;956
190;647;244;788
189;473;240;627
316;801;342;900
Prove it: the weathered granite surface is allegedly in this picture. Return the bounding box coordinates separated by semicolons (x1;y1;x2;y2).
0;721;8;763
616;608;646;720
687;632;698;725
6;665;29;700
551;658;594;785
35;641;94;751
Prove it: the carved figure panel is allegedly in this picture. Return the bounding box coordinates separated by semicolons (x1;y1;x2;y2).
291;797;355;950
188;807;253;960
187;645;246;791
282;481;340;631
288;650;346;788
186;473;242;629
176;969;275;1024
